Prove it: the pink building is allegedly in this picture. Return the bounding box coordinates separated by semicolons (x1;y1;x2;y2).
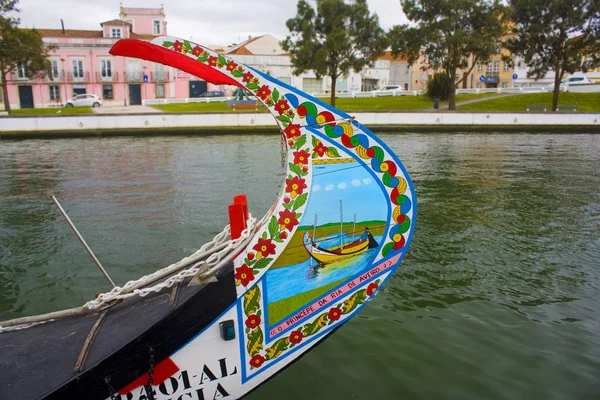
3;6;215;109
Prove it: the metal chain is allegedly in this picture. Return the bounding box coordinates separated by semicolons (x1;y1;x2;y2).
144;347;156;400
104;376;119;400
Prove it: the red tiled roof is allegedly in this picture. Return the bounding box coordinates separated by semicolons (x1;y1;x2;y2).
130;33;157;40
223;35;266;55
100;19;131;26
36;29;103;38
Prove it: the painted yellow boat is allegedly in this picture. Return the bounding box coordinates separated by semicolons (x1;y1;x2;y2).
303;228;378;264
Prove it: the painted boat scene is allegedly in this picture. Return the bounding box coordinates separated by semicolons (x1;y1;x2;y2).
265;159;391;327
1;1;600;400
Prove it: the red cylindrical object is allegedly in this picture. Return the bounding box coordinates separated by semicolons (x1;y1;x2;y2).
228;203;245;240
233;194;248;221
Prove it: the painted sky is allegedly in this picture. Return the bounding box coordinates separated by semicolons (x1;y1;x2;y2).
301;162;388;226
15;0;409;47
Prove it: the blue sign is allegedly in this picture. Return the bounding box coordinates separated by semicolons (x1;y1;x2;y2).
143;75;148;83
512;73;518;80
479;75;485;82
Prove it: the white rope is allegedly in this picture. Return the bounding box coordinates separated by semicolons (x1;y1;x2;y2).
0;216;257;332
84;215;257;309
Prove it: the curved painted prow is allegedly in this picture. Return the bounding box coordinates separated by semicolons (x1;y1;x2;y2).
108;36;416;400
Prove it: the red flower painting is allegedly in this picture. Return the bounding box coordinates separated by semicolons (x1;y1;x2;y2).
285;176;307;199
289;330;303;344
226;61;238;72
274;99;290;115
249;354;265;368
253;237;276;258
314;141;328;157
173;40;184;53
293;150;310;168
278;209;299;231
328;307;342;321
284;124;302;141
245;314;261;329
366;282;379;296
192;46;203;57
234;264;255;286
242;72;254;83
208;56;219;67
257;85;271;100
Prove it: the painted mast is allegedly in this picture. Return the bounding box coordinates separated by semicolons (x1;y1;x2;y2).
339;200;343;251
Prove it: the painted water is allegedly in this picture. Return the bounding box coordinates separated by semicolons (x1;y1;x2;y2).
1;133;599;399
266;238;381;304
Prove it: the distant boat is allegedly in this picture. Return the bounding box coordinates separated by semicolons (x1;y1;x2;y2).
303;201;378;265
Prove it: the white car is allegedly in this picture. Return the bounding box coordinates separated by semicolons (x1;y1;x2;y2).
548;76;593;88
65;94;103;108
561;76;592;85
373;85;406;96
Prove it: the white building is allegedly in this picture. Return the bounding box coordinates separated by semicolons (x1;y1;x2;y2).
219;34;409;94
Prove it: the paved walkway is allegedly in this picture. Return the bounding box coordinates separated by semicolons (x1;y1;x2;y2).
93;105;163;114
419;93;520;111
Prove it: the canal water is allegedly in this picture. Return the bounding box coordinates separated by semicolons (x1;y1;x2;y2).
1;133;599;399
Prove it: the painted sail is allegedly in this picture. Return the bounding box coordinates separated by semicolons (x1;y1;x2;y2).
0;36;416;400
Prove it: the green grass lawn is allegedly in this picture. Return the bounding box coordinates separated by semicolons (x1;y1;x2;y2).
267;279;346;325
8;107;93;115
458;92;600;112
150;93;504;113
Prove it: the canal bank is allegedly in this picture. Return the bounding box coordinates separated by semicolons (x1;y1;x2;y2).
1;111;599;139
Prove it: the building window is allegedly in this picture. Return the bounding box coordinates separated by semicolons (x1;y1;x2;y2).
111;28;122;38
155;83;165;98
153;20;160;35
50;60;59;79
501;82;508;88
102;84;113;99
303;78;323;93
486;63;492;73
49;85;60;101
503;61;509;72
493;61;500;74
476;82;482;88
17;63;27;79
477;63;483;72
101;60;112;78
72;60;84;79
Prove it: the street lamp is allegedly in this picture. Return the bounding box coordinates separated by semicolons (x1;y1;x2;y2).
60;58;67;104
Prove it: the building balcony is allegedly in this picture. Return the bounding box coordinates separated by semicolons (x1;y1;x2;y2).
95;72;119;83
125;71;144;82
151;71;169;82
66;72;91;83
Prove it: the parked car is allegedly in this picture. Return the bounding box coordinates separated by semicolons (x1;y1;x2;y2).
562;76;592;85
199;90;225;98
372;85;405;95
64;94;102;108
548;76;593;88
337;89;353;94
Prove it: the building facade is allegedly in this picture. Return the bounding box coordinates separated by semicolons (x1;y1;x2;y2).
2;6;227;109
2;6;417;109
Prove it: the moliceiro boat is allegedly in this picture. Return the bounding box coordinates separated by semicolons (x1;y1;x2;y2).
0;36;416;400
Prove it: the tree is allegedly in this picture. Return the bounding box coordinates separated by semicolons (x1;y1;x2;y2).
389;0;508;110
281;0;387;106
505;0;600;111
0;0;55;113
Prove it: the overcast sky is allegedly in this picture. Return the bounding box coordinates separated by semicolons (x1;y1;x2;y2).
16;0;409;46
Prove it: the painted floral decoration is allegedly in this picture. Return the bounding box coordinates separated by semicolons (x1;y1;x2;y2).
253;238;276;259
245;314;261;329
235;264;255;286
